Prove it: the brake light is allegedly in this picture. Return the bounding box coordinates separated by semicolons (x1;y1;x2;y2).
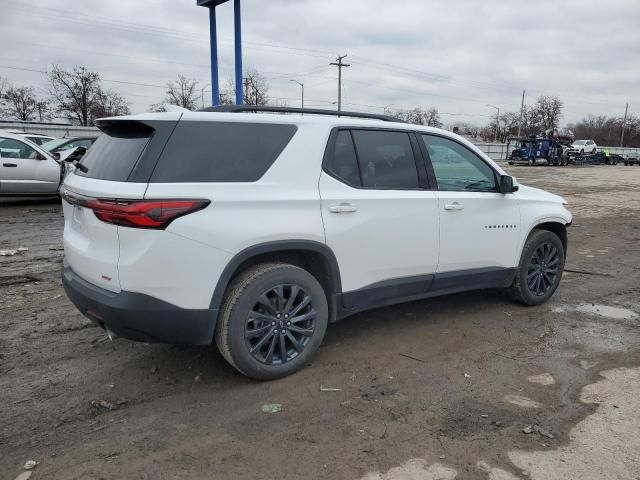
61;189;209;229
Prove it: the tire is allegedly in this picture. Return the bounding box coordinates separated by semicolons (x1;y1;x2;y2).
215;263;329;380
508;230;565;306
528;157;535;166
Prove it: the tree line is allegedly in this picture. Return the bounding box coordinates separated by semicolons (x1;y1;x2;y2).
0;65;637;147
0;66;130;125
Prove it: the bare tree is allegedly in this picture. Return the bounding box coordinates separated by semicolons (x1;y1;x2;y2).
2;85;41;121
152;75;199;111
48;65;102;126
91;89;130;119
393;107;442;127
222;68;270;106
0;76;8;100
483;111;520;142
569;113;640;148
533;95;563;131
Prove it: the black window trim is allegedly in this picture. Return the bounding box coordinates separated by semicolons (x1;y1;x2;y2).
322;126;431;191
416;132;501;193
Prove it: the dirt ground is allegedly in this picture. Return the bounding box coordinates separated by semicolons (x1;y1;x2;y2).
1;165;639;480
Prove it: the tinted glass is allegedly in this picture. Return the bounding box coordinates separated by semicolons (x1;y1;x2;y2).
351;130;418;189
326;130;361;186
0;137;38;159
421;135;496;192
151;122;297;183
75;126;152;181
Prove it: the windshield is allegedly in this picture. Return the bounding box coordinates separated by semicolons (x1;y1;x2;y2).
573;140;586;145
41;138;72;151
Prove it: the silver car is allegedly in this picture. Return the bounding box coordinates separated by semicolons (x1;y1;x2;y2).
0;132;64;195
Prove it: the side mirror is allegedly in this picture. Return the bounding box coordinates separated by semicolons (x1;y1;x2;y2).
499;175;519;194
52;152;61;161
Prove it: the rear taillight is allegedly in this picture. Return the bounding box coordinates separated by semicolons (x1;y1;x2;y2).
61;189;209;229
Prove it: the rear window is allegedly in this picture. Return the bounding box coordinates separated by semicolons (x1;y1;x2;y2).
150;122;297;183
75;125;152;181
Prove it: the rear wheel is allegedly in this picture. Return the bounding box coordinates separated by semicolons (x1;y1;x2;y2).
508;230;565;306
215;263;328;380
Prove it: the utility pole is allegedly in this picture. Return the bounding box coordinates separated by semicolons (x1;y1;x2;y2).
621;102;629;147
243;77;250;105
290;80;304;109
517;89;525;137
330;54;350;113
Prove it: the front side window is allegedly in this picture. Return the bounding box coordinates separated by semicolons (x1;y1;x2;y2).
421;135;497;192
351;130;419;189
0;137;39;159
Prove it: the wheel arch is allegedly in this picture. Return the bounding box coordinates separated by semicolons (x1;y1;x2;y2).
210;241;342;321
527;220;568;258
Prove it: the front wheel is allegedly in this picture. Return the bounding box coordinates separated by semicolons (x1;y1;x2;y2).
508;230;565;306
215;263;328;380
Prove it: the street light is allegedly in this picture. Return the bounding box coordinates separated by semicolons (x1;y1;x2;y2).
290;79;304;109
486;104;500;143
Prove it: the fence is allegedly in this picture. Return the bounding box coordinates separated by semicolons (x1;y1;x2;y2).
474;142;640;162
0;121;100;139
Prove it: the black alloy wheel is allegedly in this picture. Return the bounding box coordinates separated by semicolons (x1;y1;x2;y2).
526;242;561;297
245;284;316;365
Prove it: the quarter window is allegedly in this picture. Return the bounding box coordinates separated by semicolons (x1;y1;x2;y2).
326;130;361;186
351;130;419;189
421;135;497;192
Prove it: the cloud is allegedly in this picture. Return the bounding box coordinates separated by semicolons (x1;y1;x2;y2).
0;0;637;125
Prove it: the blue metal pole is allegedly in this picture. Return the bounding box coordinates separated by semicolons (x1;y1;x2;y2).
209;6;220;106
233;0;243;105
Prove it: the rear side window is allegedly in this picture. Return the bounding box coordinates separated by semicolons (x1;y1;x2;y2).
351;130;419;189
76;125;152;181
150;122;297;183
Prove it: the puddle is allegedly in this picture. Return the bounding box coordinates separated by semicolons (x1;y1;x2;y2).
360;459;457;480
553;304;638;320
504;394;542;409
527;373;556;386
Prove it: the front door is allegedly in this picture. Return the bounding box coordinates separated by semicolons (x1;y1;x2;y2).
419;134;521;273
319;129;439;296
0;137;60;194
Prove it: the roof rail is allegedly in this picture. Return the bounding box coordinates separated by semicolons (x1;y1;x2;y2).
200;105;404;123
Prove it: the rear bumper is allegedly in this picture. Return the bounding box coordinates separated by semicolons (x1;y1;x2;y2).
62;261;217;345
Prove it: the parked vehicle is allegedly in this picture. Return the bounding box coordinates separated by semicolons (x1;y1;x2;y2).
568;140;597;156
61;106;572;380
0;132;66;195
624;156;639;166
42;137;97;157
507;136;568;166
0;130;57;146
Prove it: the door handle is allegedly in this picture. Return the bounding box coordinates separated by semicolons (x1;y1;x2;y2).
2;163;17;167
444;202;464;211
329;203;357;214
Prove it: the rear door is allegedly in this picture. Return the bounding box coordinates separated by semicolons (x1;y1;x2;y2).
319;128;439;299
0;136;59;194
62;121;164;292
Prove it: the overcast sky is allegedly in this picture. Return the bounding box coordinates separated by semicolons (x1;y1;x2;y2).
1;0;638;126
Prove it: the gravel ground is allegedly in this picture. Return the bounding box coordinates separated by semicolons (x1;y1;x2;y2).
1;165;639;480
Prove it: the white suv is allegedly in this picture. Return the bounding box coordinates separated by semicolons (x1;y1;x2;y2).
61;107;572;380
569;139;597;155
